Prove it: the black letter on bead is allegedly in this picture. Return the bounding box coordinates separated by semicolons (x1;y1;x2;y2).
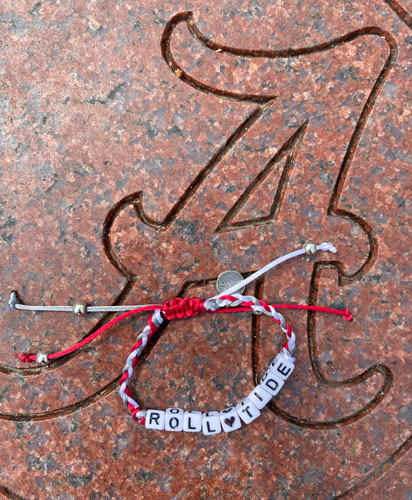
169;417;179;429
149;412;160;425
188;417;196;430
253;391;264;402
265;378;280;392
207;420;217;433
276;363;291;377
241;405;254;418
221;407;233;414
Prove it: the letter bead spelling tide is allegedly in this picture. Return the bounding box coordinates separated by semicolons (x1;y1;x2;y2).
236;398;261;424
260;369;284;397
269;353;295;380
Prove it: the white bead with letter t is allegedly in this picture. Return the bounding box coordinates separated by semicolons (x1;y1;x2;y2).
236;398;260;424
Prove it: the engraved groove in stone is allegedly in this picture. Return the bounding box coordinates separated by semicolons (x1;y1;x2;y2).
251;275;393;429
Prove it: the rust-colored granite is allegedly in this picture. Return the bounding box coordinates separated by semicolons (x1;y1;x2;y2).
0;1;411;498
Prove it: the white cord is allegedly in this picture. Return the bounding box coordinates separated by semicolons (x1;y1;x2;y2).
211;242;336;299
9;242;337;314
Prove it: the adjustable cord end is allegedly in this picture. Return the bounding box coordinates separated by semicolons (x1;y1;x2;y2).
16;351;48;364
317;242;337;253
343;308;353;321
17;352;36;363
8;291;19;310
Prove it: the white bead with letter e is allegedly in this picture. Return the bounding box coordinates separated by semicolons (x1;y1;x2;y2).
269;353;295;380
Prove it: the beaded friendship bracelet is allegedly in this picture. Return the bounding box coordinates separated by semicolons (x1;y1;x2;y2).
13;242;353;435
121;294;298;435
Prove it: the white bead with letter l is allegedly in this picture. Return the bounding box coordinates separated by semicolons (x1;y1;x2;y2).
260;369;284;397
165;408;184;431
269;353;295;380
183;411;202;432
145;409;165;430
202;412;222;435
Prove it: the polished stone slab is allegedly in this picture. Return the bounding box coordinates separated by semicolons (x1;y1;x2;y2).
0;1;411;498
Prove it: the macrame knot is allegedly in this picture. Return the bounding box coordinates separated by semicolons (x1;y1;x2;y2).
161;297;205;320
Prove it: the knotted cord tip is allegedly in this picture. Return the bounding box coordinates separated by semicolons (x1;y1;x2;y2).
17;352;35;363
8;291;19;309
318;242;337;253
343;308;353;321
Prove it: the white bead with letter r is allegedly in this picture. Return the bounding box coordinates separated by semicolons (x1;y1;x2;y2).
145;409;165;430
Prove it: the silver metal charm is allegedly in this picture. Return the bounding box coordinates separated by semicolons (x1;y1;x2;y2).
216;271;245;295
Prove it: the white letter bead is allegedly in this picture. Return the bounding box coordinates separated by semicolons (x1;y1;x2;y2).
202;412;222;435
236;398;260;424
269;354;295;380
248;384;273;409
165;408;184;431
145;409;165;430
260;369;284;396
183;411;202;432
204;411;219;416
220;407;242;432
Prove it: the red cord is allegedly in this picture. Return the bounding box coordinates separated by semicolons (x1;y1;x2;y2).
17;300;352;363
17;304;161;363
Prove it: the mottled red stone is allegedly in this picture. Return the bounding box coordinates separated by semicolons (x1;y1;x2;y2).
0;0;411;498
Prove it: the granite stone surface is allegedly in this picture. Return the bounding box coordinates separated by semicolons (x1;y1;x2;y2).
0;0;411;498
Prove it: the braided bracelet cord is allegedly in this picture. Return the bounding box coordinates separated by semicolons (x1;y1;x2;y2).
119;293;340;433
